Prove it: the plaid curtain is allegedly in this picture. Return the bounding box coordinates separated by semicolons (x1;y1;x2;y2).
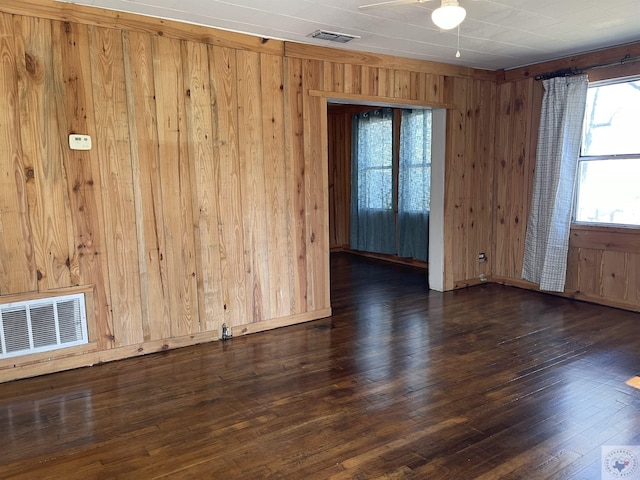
522;75;588;292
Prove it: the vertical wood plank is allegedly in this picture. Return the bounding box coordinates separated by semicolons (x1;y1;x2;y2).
0;12;36;295
469;79;495;280
209;45;249;328
577;248;602;296
600;251;627;300
377;68;393;98
152;35;199;337
410;71;422;100
463;79;477;280
321;61;332;91
492;78;539;283
284;57;308;314
51;20;114;348
627;253;640;303
122;31;167;341
303;59;330;311
331;62;344;93
492;82;513;279
443;76;469;288
393;70;411;99
261;53;292;318
15;15;73;292
524;79;543;242
344;64;361;94
360;66;377;97
425;74;444;104
328;111;351;249
89;25;143;347
564;246;579;292
122;30;171;342
507;79;533;278
183;39;225;333
237;49;270;322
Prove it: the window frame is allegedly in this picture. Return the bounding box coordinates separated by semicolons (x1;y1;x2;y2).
353;109;395;212
572;75;640;229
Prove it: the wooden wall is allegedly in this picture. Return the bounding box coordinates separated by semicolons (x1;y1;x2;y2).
443;76;496;289
493;42;640;313
0;0;498;381
327;108;351;250
492;77;543;281
0;1;333;381
2;0;637;384
308;41;497;288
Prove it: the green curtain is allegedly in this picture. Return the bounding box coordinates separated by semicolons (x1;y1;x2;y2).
350;108;431;261
398;109;431;261
350;108;396;254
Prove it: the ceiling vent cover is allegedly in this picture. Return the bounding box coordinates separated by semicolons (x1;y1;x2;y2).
0;293;88;360
309;30;360;43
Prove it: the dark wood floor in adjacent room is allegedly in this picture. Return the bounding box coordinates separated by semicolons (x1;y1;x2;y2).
1;253;640;479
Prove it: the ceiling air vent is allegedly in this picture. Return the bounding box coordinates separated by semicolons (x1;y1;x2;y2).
309;30;360;44
0;293;88;360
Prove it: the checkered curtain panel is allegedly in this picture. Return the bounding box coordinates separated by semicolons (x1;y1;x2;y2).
522;75;588;292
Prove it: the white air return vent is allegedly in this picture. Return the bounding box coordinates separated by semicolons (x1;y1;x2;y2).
309;30;360;43
0;294;88;359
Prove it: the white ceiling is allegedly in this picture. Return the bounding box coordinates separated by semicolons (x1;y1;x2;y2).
57;0;640;71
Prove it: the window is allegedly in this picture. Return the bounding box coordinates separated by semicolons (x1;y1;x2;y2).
399;109;431;213
350;108;431;261
353;109;394;211
574;77;640;226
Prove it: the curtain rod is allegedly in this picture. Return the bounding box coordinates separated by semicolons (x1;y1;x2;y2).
534;53;640;81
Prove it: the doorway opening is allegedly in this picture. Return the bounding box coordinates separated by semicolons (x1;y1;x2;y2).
326;101;445;291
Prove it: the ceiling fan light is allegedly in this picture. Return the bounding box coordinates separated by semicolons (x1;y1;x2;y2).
431;0;466;30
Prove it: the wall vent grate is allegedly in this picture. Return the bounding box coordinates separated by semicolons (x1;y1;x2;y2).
0;294;88;360
309;30;360;43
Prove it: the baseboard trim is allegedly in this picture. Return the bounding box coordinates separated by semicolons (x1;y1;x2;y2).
0;308;332;384
491;276;640;313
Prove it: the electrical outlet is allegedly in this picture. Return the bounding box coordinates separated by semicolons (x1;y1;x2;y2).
221;323;233;341
479;274;487;282
478;252;487;262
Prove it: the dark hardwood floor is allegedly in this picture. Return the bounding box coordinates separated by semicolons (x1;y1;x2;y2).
1;253;640;479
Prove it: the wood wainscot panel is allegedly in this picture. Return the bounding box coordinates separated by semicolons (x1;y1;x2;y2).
569;224;640;254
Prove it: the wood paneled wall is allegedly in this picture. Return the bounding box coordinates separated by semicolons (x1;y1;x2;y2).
443;77;496;289
7;0;636;383
0;0;498;381
328;109;352;250
306;40;498;288
492;77;543;281
493;42;640;313
0;2;333;381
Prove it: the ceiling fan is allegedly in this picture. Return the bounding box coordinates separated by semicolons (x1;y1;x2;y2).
359;0;468;30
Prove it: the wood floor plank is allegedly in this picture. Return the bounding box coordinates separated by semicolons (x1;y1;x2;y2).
0;253;640;479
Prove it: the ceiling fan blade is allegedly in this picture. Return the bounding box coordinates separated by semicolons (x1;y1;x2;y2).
358;0;432;11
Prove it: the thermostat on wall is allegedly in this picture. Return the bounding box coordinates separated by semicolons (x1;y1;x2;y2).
68;134;92;150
